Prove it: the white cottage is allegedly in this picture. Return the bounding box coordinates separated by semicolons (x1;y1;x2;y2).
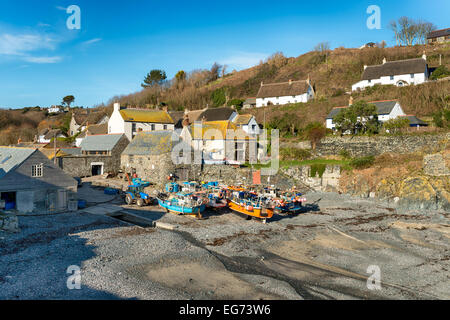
352;55;429;91
108;103;175;141
325;100;406;130
256;79;314;108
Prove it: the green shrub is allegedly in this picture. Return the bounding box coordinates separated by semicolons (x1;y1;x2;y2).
211;88;227;107
339;149;351;159
310;164;326;178
280;148;311;161
430;66;450;80
350;156;375;169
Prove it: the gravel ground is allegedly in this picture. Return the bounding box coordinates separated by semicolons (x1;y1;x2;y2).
0;185;449;300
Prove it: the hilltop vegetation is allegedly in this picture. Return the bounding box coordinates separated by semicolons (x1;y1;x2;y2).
110;43;450;132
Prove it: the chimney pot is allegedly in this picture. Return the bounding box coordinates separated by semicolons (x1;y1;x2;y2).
382;57;387;64
363;65;367;70
114;103;120;112
422;51;427;61
289;79;292;85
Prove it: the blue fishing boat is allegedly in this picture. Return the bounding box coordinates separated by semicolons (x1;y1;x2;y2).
157;192;206;218
273;192;306;214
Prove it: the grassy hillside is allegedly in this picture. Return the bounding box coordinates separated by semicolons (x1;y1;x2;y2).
111;43;450;130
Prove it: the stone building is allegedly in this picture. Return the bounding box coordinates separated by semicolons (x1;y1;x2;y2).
69;110;110;136
0;147;77;214
121;131;189;186
57;134;129;177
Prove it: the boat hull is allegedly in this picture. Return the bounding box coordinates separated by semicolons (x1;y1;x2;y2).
157;198;206;216
227;199;274;220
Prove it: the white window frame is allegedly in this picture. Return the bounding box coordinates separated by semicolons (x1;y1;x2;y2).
32;163;43;177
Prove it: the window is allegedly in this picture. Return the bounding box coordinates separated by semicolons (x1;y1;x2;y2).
32;164;43;177
390;75;394;80
410;74;414;78
163;125;167;130
151;124;155;131
179;150;184;157
368;79;371;83
132;123;136;133
252;124;256;131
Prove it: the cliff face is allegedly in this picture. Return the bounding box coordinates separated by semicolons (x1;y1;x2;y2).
339;150;450;211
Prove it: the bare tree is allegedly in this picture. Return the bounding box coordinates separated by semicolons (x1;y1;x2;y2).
314;42;330;67
416;20;437;44
389;17;436;46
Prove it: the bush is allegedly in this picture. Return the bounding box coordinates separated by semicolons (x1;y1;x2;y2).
210;88;227;107
310;164;326;178
350;156;375;169
280;148;311;161
339;149;351;159
430;66;450;80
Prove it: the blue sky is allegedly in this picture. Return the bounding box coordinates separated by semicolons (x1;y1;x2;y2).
0;0;448;109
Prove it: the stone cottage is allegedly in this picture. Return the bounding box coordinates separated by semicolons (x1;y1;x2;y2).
57;134;129;177
121;131;190;185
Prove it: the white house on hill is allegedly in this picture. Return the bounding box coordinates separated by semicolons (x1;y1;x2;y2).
352;54;429;91
108;103;175;141
326;100;406;130
256;79;314;107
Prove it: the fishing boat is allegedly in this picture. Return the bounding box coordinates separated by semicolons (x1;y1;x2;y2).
204;186;227;209
226;189;274;223
157;191;206;218
272;192;306;214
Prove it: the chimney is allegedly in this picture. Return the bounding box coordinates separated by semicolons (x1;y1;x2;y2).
184;108;190;115
114;103;120;112
363;65;367;70
182;113;190;127
349;96;354;106
261;81;264;86
162;106;168;112
289;79;292;85
422;51;427;61
17;137;22;144
382;57;387;64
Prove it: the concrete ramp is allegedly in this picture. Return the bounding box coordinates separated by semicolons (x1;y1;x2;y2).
82;204;124;216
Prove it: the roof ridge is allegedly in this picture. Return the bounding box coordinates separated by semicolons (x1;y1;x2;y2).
262;80;307;86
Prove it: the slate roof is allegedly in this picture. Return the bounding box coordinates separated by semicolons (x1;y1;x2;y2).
361;58;427;80
169;111;185;128
326;100;400;119
256;80;310;98
243;98;256;105
427;28;450;39
122;131;187;156
79;123;109;137
79;134;125;152
73;111;108;126
401;115;428;126
197;107;235;122
119;109;174;124
0;147;36;179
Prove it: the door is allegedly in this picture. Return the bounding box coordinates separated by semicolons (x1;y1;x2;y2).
91;163;104;176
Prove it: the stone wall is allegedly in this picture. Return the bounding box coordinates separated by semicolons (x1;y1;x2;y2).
59;155;118;177
281;165;341;192
283;133;449;157
423;152;450;176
